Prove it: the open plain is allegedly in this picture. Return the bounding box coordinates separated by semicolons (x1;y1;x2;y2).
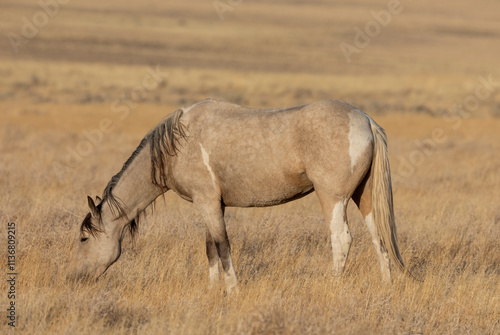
0;0;499;333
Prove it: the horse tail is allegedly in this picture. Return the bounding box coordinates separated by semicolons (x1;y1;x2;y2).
368;118;406;274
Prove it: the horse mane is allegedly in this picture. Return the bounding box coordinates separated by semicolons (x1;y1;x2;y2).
149;108;187;189
80;213;101;237
81;109;187;238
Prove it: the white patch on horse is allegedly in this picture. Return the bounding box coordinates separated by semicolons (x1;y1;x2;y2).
200;144;217;187
348;110;372;173
330;199;351;275
209;262;219;282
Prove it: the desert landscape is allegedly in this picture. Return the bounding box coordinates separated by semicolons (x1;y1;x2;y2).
0;0;499;333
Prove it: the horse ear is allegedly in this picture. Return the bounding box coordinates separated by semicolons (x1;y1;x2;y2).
87;196;99;218
96;196;102;204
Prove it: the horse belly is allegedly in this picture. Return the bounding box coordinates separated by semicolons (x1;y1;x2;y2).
219;168;314;207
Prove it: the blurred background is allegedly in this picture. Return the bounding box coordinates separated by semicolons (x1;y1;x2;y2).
1;0;499;110
1;0;499;195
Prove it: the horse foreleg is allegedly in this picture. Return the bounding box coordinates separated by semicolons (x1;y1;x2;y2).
205;228;220;288
197;201;238;293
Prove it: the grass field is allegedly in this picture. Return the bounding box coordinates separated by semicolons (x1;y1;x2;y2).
1;0;499;334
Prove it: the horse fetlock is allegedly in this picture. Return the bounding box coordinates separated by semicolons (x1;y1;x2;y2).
226;283;240;295
379;250;391;282
380;267;391;283
332;256;348;276
208;262;220;285
224;271;238;293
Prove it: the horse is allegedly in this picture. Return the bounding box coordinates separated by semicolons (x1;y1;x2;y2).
69;98;407;292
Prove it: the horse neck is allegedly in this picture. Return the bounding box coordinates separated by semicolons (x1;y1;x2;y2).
104;144;164;223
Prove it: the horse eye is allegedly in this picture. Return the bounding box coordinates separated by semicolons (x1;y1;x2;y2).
80;237;89;243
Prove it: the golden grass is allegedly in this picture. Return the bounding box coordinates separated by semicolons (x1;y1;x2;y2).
1;104;499;334
1;0;499;333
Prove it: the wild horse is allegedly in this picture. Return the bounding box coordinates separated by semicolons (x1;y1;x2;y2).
70;99;407;292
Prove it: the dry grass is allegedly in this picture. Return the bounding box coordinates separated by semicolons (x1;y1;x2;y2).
2;107;499;334
1;0;499;334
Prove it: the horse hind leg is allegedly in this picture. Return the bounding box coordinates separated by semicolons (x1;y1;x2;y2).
316;189;352;276
352;172;391;282
365;212;391;282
